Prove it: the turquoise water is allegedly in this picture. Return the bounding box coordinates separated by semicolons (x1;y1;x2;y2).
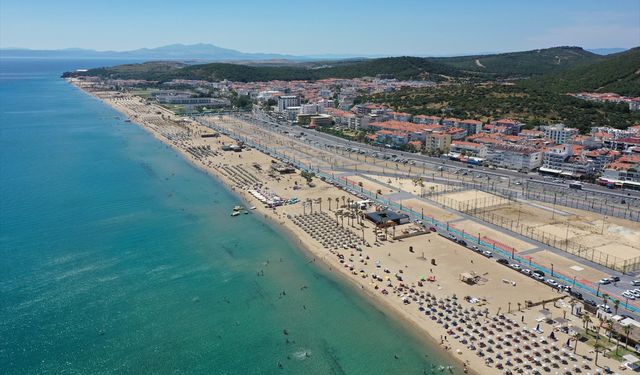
0;59;457;374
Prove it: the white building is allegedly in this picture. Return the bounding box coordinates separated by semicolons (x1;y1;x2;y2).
486;144;542;171
277;95;300;112
541;124;579;144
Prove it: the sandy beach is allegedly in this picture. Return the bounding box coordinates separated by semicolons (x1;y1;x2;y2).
68;80;629;374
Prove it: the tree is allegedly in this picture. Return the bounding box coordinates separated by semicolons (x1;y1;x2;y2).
593;340;605;367
613;299;620;315
623;324;632;349
327;197;333;211
318;197;322;212
573;331;581;353
582;314;592;334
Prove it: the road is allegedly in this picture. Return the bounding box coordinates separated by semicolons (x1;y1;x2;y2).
196;113;640;320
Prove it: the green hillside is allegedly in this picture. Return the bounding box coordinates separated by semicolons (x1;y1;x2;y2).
64;56;461;82
522;47;640;96
431;46;602;77
64;46;603;83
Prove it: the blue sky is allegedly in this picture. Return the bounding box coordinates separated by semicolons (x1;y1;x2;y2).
1;0;638;55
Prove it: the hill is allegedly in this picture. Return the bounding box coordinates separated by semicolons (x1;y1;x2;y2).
361;50;640;133
64;46;604;83
522;47;640;96
63;56;463;82
429;46;602;78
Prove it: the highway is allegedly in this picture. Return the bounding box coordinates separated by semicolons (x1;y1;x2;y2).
244;110;640;218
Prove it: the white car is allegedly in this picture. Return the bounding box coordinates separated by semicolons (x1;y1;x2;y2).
598;304;612;313
622;291;637;300
510;264;521;271
483;251;493;258
545;279;558;287
598;278;612;285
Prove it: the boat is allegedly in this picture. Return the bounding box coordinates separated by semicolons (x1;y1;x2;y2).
233;205;243;211
231;211;240;217
249;206;257;210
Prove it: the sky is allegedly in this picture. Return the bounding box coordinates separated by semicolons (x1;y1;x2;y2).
1;0;639;56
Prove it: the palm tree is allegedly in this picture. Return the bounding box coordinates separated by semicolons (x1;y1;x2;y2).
604;317;614;342
623;324;632;349
327;197;332;211
318;197;322;212
582;314;592;334
573;331;581;353
593;340;605;367
613;299;620;315
306;198;313;214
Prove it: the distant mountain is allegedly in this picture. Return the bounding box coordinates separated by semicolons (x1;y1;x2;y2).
523;47;640;96
0;43;300;61
587;48;628;55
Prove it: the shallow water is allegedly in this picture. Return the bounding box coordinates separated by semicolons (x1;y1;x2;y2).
0;59;458;374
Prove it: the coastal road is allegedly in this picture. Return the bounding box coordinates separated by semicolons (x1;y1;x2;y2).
197;115;640;319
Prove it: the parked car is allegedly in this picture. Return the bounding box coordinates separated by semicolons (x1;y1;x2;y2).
532;270;545;277
569;290;583;300
598;304;612;313
622;291;636;300
598;278;612;285
509;264;521;271
483;251;493;258
521;268;532;276
457;240;468;246
610;276;620;282
497;259;509;265
632;280;640;286
584;299;597;307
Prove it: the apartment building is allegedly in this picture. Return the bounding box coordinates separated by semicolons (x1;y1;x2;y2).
541;123;579;144
277;95;300;111
486;144;542;171
424;132;451;154
458;119;483;136
449;141;488;158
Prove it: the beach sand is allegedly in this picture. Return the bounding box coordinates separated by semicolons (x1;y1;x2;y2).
68;80;627;374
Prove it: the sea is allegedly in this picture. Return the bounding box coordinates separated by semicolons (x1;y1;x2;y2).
0;58;458;374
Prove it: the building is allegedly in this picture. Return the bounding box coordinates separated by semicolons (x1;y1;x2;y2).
442;117;461;128
601;155;640;183
424;132;451;154
375;130;409;147
449;141;488;158
541;123;579;144
458;119;483;136
491;119;524;135
277;95;300;111
299;103;322;115
413;115;441;125
365;210;410;226
390;111;412;122
309;114;333;127
486;144;542;171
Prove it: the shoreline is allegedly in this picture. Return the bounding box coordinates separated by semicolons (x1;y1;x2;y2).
70;82;475;372
67;80;625;374
71;81;472;372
